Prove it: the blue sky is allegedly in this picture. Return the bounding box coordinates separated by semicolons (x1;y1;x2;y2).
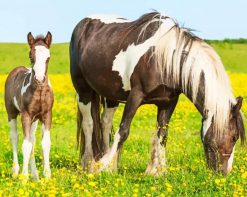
0;0;246;43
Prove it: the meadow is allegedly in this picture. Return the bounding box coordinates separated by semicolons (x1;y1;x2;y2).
0;42;246;196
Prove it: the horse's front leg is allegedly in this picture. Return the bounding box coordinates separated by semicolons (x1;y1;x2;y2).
41;111;52;178
21;113;32;178
145;97;178;176
98;88;144;172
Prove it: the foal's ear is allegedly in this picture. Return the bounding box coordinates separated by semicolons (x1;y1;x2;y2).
27;32;35;47
233;96;243;116
45;31;52;48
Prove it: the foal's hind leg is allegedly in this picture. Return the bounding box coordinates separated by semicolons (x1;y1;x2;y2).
145;98;178;176
29;120;39;180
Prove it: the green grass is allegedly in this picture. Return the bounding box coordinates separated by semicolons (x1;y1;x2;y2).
0;42;246;196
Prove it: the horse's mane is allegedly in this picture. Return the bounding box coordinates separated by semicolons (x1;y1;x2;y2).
140;12;237;137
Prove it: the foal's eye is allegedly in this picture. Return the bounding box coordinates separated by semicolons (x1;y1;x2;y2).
232;135;238;142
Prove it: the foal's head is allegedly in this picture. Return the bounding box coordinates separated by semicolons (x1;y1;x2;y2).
27;32;52;83
202;97;245;175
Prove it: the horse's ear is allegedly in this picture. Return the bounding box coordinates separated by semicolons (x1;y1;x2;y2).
27;32;35;47
233;96;243;116
45;31;52;48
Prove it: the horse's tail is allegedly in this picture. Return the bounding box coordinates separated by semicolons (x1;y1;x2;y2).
91;91;104;160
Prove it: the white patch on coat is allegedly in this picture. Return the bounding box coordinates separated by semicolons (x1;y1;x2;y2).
13;96;21;111
100;131;121;169
112;18;175;91
22;139;33;176
227;146;235;173
41;124;51;178
9;119;19;175
33;45;50;82
202;111;213;141
21;72;32;96
101;107;117;152
88;15;129;24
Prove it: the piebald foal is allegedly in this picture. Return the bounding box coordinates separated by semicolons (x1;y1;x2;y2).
4;32;53;179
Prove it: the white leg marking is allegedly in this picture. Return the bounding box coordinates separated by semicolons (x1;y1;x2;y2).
112;18;175;91
41;124;51;178
13;96;21;111
22;139;33;177
101;107;117;152
33;46;50;82
29;121;39;180
99;131;121;170
9;119;19;176
227;146;235;173
146;134;166;176
202;112;213;141
78;101;94;168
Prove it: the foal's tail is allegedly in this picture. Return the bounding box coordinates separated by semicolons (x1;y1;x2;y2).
76;92;104;161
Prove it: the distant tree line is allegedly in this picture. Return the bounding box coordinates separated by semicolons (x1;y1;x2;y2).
206;38;247;44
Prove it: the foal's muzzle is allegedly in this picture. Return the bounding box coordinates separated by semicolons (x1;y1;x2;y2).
34;75;46;86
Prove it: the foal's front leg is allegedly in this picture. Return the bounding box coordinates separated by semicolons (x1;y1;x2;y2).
41;112;52;178
145;98;178;176
29;120;39;180
21;113;33;178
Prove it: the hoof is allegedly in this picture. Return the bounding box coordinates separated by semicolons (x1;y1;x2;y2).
12;164;20;177
145;164;166;176
43;168;51;178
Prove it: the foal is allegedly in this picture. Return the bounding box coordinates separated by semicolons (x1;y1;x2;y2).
4;32;53;179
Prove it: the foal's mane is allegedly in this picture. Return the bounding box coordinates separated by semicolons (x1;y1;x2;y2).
140;12;237;138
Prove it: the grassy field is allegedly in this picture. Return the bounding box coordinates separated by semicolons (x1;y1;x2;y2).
0;42;246;196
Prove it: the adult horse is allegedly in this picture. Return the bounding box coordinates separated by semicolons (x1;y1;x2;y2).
5;32;53;179
70;12;245;175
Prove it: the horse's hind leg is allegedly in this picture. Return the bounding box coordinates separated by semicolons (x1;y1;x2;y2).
145;97;178;176
102;100;118;153
29;120;39;180
101;100;118;170
99;88;144;171
78;93;95;170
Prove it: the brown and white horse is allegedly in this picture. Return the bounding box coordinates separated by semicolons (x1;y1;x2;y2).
4;32;53;179
70;12;245;175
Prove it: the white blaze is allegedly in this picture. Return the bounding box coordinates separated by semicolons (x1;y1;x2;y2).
227;146;235;173
112;18;175;91
33;46;50;82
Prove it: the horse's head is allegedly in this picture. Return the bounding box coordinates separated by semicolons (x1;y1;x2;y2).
202;97;245;175
27;32;52;83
